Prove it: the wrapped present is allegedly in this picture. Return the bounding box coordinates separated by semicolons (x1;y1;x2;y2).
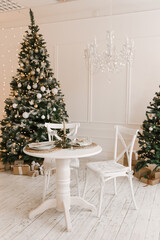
31;161;40;171
13;164;30;175
31;161;36;171
28;170;39;177
141;177;159;185
39;165;44;175
151;170;160;179
14;160;24;165
0;161;5;172
124;151;138;166
34;162;40;170
5;162;11;170
134;167;151;179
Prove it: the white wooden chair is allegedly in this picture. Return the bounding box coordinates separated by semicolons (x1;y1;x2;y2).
83;125;139;217
43;122;80;201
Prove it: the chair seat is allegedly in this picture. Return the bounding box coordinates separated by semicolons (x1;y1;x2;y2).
83;126;139;217
87;160;129;175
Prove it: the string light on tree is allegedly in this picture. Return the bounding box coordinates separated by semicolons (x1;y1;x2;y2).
0;9;68;164
136;86;160;172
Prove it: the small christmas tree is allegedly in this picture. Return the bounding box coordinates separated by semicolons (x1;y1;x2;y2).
136;86;160;171
0;9;68;164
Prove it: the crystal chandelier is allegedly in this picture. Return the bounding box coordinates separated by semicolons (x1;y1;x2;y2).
84;1;134;73
85;31;134;73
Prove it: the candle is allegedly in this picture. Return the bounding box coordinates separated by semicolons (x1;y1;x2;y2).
63;120;66;135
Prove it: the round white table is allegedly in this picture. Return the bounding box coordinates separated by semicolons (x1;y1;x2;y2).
24;143;102;231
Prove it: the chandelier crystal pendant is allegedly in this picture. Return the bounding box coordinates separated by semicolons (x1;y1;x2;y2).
84;31;134;73
84;0;134;74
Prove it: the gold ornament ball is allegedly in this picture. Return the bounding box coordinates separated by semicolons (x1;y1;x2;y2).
35;48;38;53
34;104;38;108
31;76;35;81
21;73;25;77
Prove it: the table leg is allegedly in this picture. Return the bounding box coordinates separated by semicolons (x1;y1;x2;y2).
29;158;95;231
29;199;57;219
56;158;72;231
71;196;96;213
29;158;72;232
63;200;72;232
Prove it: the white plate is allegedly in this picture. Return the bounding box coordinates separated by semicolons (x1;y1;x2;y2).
72;138;92;147
28;142;55;150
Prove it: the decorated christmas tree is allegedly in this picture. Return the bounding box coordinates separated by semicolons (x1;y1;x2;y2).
136;86;160;171
0;9;68;164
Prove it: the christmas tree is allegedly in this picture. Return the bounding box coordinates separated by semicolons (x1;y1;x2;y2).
136;86;160;171
0;9;68;164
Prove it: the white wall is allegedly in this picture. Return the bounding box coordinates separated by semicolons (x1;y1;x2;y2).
0;9;160;160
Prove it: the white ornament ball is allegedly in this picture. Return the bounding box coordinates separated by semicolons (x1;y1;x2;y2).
36;68;40;73
23;112;29;119
46;89;50;94
13;103;18;108
149;127;153;131
29;100;34;105
52;88;58;95
53;107;56;112
33;83;38;89
18;83;22;88
49;77;52;81
20;63;24;67
37;93;42;99
41;115;45;119
31;70;35;75
41;62;46;67
40;86;46;92
27;85;31;90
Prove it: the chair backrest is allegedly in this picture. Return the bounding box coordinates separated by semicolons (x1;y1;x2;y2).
114;125;139;170
45;122;80;141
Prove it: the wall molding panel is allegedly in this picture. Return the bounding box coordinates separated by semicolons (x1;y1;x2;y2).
1;8;160;160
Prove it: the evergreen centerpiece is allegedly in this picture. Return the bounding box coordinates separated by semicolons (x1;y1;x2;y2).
0;9;68;164
136;86;160;171
54;121;71;149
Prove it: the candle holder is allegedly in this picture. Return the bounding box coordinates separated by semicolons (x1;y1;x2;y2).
55;133;72;149
55;120;72;148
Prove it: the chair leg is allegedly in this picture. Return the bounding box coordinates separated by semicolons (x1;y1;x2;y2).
98;181;105;218
114;177;117;195
47;170;51;189
82;168;89;198
128;175;138;210
74;168;80;196
43;170;49;202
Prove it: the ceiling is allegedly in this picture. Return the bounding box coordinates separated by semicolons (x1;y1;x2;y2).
1;0;160;28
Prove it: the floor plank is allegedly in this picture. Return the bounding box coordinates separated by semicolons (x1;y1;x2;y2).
0;171;160;240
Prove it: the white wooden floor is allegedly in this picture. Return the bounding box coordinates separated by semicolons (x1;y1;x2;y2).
0;169;160;240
